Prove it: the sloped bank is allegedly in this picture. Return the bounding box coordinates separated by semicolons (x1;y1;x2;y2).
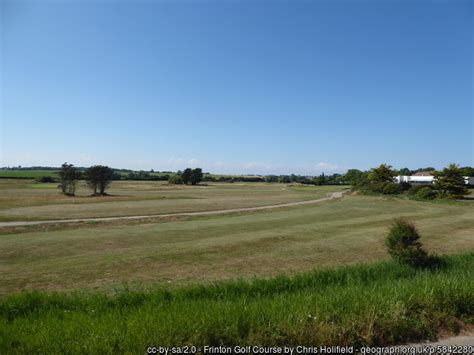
0;253;472;353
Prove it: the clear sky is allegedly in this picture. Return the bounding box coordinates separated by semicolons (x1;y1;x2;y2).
1;0;472;174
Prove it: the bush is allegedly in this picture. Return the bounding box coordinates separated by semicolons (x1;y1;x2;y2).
36;176;55;183
357;182;401;195
385;219;429;268
382;183;401;195
168;175;183;185
416;187;437;200
399;182;411;192
407;185;425;196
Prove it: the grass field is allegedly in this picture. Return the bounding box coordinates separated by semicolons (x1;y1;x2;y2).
1;179;473;351
0;179;343;221
0;170;59;179
1;253;472;353
0;183;473;294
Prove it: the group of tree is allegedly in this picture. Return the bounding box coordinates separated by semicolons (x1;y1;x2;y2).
84;165;114;195
348;163;469;199
205;175;265;183
58;163;114;196
168;168;203;185
58;163;80;196
264;173;344;185
124;171;169;181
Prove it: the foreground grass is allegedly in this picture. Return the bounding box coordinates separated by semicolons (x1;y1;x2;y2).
1;253;473;353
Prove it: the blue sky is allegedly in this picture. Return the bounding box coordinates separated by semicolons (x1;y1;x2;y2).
1;0;472;174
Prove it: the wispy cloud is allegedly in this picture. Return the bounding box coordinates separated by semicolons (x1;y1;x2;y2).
316;162;342;173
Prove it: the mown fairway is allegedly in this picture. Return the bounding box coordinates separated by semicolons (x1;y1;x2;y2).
0;182;473;294
0;179;342;221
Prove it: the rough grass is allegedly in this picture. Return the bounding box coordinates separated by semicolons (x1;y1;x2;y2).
0;253;472;353
0;179;342;221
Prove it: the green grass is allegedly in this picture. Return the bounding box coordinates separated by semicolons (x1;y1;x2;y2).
0;170;59;179
1;194;473;294
0;253;472;353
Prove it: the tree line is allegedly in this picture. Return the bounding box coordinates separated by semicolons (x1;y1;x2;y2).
346;163;470;199
58;164;206;195
50;162;474;197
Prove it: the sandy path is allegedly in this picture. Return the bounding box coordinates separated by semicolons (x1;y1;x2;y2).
0;191;346;227
396;332;474;350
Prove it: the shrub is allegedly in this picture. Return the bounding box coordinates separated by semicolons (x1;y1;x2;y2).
168;175;183;185
385;219;429;268
407;185;425;196
36;176;55;183
399;182;411;192
382;183;401;195
416;187;437;200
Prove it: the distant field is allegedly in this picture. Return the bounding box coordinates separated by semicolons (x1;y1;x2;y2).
0;192;472;294
0;170;59;179
0;179;342;221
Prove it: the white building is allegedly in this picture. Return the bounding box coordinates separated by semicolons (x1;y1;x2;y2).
394;173;474;186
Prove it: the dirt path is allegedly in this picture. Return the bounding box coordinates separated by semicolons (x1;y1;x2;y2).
397;332;474;350
0;191;347;228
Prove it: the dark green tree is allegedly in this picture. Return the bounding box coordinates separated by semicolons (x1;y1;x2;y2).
85;165;114;195
314;173;326;186
265;175;278;183
278;175;291;184
181;168;192;185
190;168;203;185
344;169;367;186
398;167;412;176
368;164;395;183
58;162;78;196
460;166;474;177
434;164;468;198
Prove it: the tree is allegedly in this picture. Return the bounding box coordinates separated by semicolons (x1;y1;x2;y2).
58;162;78;196
85;165;114;195
460;166;474;177
398;167;412;176
278;175;291;184
190;168;203;185
344;169;367;186
368;164;395;183
313;173;326;186
385;219;429;268
265;175;278;183
415;167;435;173
181;168;192;185
434;164;468;198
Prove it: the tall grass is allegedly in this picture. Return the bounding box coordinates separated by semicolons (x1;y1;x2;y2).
1;253;473;354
